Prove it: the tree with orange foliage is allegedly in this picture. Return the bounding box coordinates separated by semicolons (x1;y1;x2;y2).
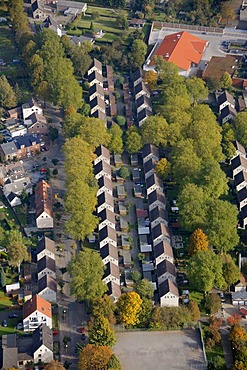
44;360;65;370
78;344;112;370
227;314;242;327
229;325;247;349
144;70;157;90
188;229;209;256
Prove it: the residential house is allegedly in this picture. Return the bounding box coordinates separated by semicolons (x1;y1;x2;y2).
87;58;102;76
37;256;56;280
94;160;111;181
107;281;121;302
7;106;22;119
146;173;163;195
42;16;62;37
70;34;95;46
99;225;117;247
152;223;171;246
15;134;41;158
136;95;152;114
31;0;46;19
98;208;115;230
24;113;48;136
56;0;87;15
217;90;235;112
22;99;43;120
231;155;247;177
117;185;125;200
157;259;176;285
138;108;152;127
149;206;168;228
241;204;247;228
233;140;246;159
154;240;174;265
32;324;53;364
234;170;247;191
89;83;104;101
97;191;114;213
88;70;103;87
91;109;107;122
148;189;166;211
132;69;144;87
102;262;120;285
0;141;18;162
129;19;145;28
94;145;110;165
36;237;55;261
220;105;237;124
97;175;113;196
35;180;53;229
0;334;18;369
134;82;150;100
231;290;247;306
90;96;106;115
4;118;27;138
38;275;57;303
142;144;159;164
23;295;52;332
203;55;241;83
238;187;247;210
159;279;179;307
106;65;114;92
119;249;132;268
100;244;119;266
7;192;21;207
145;31;208;76
144;158;156;179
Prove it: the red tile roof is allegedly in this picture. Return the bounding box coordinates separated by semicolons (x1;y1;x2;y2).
35;180;53;218
23;294;52;319
153;31;207;71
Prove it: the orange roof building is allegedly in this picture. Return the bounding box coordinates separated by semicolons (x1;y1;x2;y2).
35;179;53;229
23;294;52;332
145;31;208;75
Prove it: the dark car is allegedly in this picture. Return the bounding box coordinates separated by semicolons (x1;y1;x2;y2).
81;333;86;340
2;320;7;327
8;313;18;319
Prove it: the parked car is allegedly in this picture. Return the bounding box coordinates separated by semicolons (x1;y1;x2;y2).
8;313;18;318
2;320;7;327
81;333;86;340
17;323;23;330
53;329;59;335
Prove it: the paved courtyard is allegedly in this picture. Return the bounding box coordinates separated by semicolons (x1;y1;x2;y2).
114;330;206;370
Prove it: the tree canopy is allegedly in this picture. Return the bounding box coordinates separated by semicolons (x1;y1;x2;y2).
89;316;116;347
116;292;142;326
0;75;17;109
5;229;29;270
188;228;209;256
126;127;143;154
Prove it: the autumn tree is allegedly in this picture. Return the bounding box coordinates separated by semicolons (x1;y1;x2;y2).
205;293;221;315
116;292;142;327
188;228;209;256
221;2;235;24
227;314;242;327
108;123;123;154
141;116;168;147
188;301;200;321
144;70;158;90
68;250;107;302
44;361;65;370
89;316;116;347
126;127;143;154
220;71;232;89
6;229;29;271
0;75;17;108
92;295;116;324
78;344;112;370
155;158;171;180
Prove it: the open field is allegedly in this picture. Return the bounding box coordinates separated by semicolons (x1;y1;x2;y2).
114;330;206;370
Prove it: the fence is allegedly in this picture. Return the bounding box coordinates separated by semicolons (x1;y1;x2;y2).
152;21;224;34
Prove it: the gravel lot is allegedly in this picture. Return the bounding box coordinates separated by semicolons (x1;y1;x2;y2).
114;330;206;370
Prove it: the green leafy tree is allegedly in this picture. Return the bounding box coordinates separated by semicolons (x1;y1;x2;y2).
129;39;147;69
108;124;123;154
188;250;226;293
68;250;107;302
89;316;116;347
199;160;228;199
126;127;142;154
0;75;17;108
134;279;154;299
155;158;171;180
116;11;128;29
107;354;122;370
186;77;208;104
49;127;59;142
92;295;116;324
144;70;158;90
119;166;129;179
221;123;236;160
138;297;153;327
235;112;247;147
220;72;232;89
222;255;241;289
205;293;221;315
141;116;168;147
71;42;92;77
116;116;126;126
0;267;6;288
6;229;29;271
116;292;142;327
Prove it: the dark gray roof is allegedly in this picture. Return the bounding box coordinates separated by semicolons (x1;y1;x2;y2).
88;70;103;84
94;159;111;176
7;192;18;203
0;141;18;155
15;134;41;149
31;0;39;12
132;69;144;82
152;223;170;240
136;94;152;109
43;15;61;30
220;105;237;120
154;241;174;259
99;225;116;243
38;275;57;293
231;155;247;171
218;91;235;106
71;34;94;45
37;255;56;274
89;83;104;98
149;206;168;223
98;208;115;224
134;81;149;96
234;170;247;186
144;158;156;174
142;144;159;160
241;203;247;218
138;108;152;122
32;324;53;353
91;58;102;72
159;279;179;298
37;237;55;255
107;281;121;299
98;175;113;191
100;243;118;261
146;173;163;189
157;259;176;278
103;262;120;279
148;189;166;206
0;334;18;370
90;96;106;110
97;191;114;208
238;187;247;203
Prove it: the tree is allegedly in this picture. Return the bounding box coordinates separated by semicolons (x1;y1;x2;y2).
107;354;122;370
221;123;236;160
0;267;6;288
178;184;207;232
119;166;129;179
188;228;209;256
116;116;126;127
116;11;128;29
206;199;239;253
235;112;247;147
129;39;147;69
126;127;142;154
220;72;232;89
134;279;154;299
131;270;141;283
92;295;116;324
206;77;222;92
144;70;157;90
108;124;123;154
91;11;100;20
0;75;17;108
44;361;65;370
49;127;59;142
227;314;242;327
205;293;221;315
186;77;208;104
89;316;116;347
6;229;29;271
188;301;200;321
233;360;247;370
138;297;153;327
78;344;112;370
141;116;168;147
188;250;226;293
208;356;226;370
221;2;235;24
71;43;92;77
199;160;228;199
155;158;171;180
68;250;107;302
222;255;241;289
116;292;142;326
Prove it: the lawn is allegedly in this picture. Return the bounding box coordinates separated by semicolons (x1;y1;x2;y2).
14;205;28;228
0;193;20;229
87;6;128;18
0;291;15;310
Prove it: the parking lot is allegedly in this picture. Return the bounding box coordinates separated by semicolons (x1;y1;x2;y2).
114;330;206;370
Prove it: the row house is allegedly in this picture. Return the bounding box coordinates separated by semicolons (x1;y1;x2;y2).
23;294;52;332
0;135;41;162
132;70;153;127
35;180;53;229
94;145;121;301
217;91;237;124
